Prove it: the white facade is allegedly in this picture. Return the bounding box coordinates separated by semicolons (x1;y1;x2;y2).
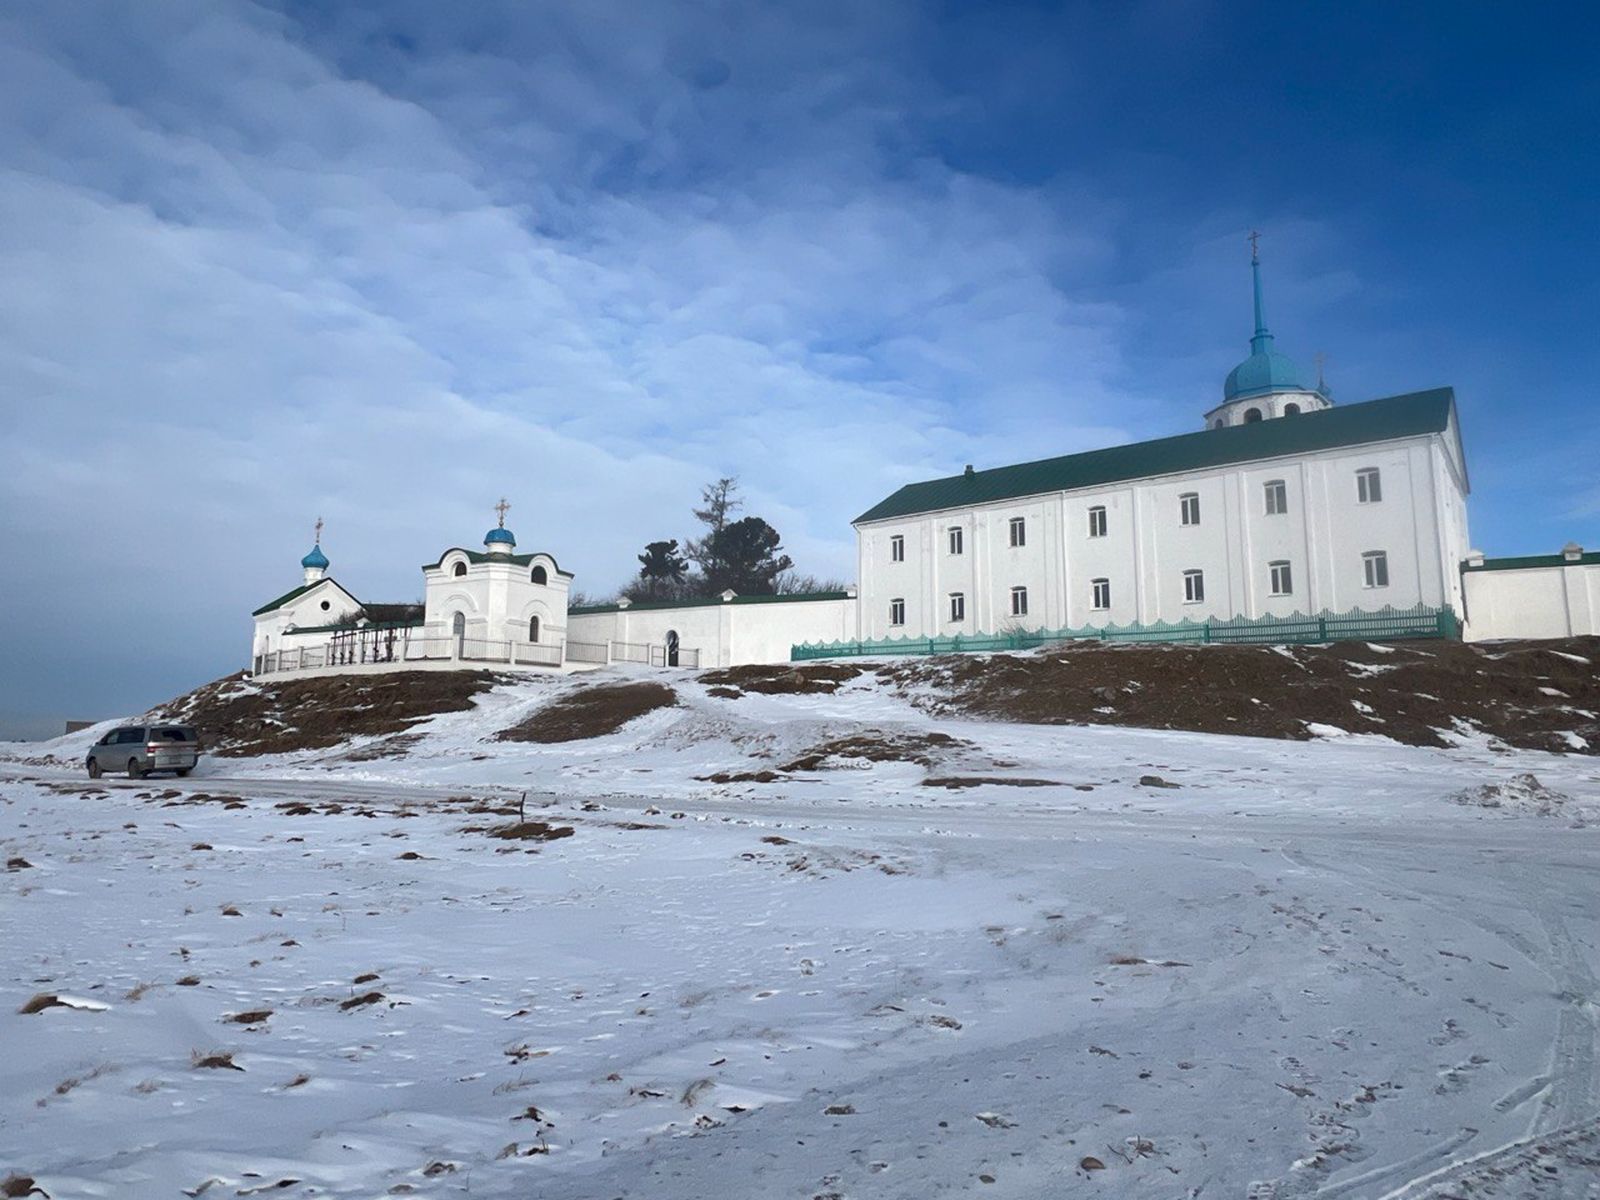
420;545;572;661
854;413;1472;641
567;591;858;669
1462;547;1600;641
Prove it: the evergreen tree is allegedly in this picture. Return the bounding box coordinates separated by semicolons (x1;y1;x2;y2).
705;516;793;595
632;539;688;600
683;477;741;590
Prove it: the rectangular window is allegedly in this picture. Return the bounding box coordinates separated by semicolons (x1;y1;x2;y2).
1183;569;1205;604
1008;516;1026;547
1091;578;1111;610
948;526;964;555
1362;551;1389;588
949;592;966;622
889;597;906;626
890;534;904;562
1264;479;1288;515
1357;467;1382;504
1010;586;1028;616
1269;560;1293;596
1087;506;1107;538
1180;492;1201;526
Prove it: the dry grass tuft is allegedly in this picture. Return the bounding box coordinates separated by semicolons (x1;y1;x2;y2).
339;991;384;1010
495;681;677;744
191;1050;244;1071
486;821;575;843
18;994;65;1015
223;1009;273;1025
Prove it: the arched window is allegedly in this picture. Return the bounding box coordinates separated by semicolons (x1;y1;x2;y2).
528;615;540;642
451;611;466;654
666;629;680;667
531;565;548;585
1212;418;1225;430
1244;407;1263;423
452;562;467;578
1283;402;1301;415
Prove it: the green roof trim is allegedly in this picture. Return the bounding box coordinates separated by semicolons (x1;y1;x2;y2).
251;578;358;618
252;583;315;617
1462;551;1599;572
421;548;575;577
855;388;1459;525
570;590;851;616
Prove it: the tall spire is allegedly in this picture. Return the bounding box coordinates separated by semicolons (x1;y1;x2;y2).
1249;229;1273;354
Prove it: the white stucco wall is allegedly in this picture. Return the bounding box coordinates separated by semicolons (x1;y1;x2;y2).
854;431;1470;640
567;595;858;667
1463;558;1600;641
421;548;571;651
251;578;362;667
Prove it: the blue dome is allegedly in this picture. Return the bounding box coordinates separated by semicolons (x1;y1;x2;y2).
301;544;329;570
1223;346;1309;402
484;527;516;545
1222;249;1311;403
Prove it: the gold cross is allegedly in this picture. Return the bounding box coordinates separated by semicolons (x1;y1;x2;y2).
494;497;510;528
1248;229;1260;263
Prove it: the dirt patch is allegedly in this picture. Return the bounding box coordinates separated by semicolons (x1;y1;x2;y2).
496;682;677;743
698;663;864;695
921;776;1062;789
481;820;576;842
782;729;972;772
698;769;788;784
152;670;501;758
878;637;1600;755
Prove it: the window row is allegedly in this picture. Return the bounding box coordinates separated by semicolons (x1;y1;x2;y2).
888;468;1391;560
884;551;1390;625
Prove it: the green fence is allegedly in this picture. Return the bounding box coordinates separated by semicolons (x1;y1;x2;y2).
791;603;1459;661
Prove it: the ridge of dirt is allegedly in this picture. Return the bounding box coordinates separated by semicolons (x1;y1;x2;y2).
152;670;501;758
696;663;864;695
496;681;678;744
879;636;1600;755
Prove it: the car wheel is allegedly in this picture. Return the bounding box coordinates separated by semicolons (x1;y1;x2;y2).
127;758;145;780
87;758;102;780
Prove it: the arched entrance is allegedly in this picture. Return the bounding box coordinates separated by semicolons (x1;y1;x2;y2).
452;611;466;657
666;630;680;668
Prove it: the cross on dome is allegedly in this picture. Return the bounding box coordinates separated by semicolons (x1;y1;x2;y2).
494;498;510;528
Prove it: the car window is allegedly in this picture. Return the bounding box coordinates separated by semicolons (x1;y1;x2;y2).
152;727;192;742
115;729;138;744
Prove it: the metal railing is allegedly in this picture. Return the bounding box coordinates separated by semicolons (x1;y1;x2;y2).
512;641;563;667
792;603;1461;661
566;640;610;664
256;630;706;675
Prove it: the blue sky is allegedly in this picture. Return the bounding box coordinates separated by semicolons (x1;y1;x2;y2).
2;0;1596;730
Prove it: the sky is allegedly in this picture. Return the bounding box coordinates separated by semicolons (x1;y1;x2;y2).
2;0;1597;731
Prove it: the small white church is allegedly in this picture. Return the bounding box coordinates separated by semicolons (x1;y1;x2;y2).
250;248;1598;678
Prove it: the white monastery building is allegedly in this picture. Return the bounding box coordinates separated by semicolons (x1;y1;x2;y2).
248;249;1596;678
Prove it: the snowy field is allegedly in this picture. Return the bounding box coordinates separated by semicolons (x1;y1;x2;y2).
3;667;1599;1198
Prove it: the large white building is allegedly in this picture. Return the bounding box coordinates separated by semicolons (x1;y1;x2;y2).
247;252;1590;678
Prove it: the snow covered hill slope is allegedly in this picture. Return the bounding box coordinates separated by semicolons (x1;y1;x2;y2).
3;653;1599;1198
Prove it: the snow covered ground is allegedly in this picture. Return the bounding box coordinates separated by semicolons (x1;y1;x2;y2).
3;667;1599;1198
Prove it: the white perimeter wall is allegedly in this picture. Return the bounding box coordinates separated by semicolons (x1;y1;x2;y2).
567;597;858;667
1464;563;1600;641
854;432;1468;640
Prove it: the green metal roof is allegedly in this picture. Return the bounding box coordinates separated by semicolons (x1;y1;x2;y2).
421;548;575;577
252;578;361;617
855;388;1458;525
1462;550;1599;572
570;590;851;616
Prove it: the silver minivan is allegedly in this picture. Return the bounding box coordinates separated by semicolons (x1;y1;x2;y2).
86;724;201;779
